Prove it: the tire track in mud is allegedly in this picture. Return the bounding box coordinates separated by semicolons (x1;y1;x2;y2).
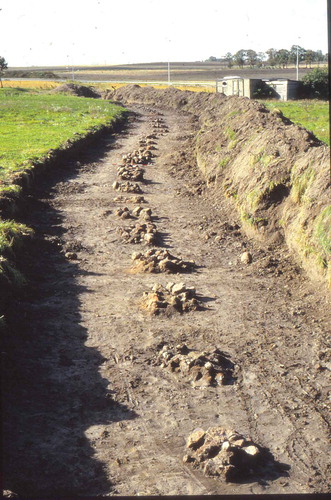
3;106;331;496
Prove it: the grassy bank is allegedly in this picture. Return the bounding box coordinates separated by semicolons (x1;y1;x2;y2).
263;100;330;145
0;88;125;187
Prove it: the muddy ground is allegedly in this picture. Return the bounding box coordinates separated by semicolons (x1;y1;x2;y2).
2;101;331;497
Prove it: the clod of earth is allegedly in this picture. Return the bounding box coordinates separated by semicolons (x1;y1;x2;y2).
117;222;157;245
131;248;196;274
152;118;169;133
141;282;202;315
121;148;153;166
157;344;235;387
115;206;152;221
240;251;253;264
113;195;146;204
112;180;143;194
64;251;78;260
183;426;280;482
117;165;145;182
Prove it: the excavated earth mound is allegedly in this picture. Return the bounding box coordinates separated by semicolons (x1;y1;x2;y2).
107;85;330;290
52;83;101;98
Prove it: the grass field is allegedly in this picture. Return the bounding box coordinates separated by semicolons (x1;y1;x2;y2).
0;88;125;187
263;100;330;145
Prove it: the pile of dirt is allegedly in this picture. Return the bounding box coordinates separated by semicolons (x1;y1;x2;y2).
131;248;196;273
141;282;202;315
115;206;151;220
117;165;145;182
108;85;330;289
157;344;235;387
183;426;287;482
117;221;158;245
52;83;101;98
112;180;143;194
113;195;146;204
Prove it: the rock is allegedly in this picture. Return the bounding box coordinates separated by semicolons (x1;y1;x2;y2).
65;251;77;260
141;283;202;315
187;428;206;449
242;445;260;456
240;251;252;264
184;426;274;482
131;251;142;261
171;282;187;294
158;345;235;386
132;206;143;217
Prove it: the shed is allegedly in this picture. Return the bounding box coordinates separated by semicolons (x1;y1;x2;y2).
265;79;300;101
216;77;263;99
216;77;300;101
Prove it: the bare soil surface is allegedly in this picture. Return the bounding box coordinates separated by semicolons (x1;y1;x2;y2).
2;103;331;497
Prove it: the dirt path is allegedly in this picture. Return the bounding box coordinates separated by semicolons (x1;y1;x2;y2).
2;106;331;497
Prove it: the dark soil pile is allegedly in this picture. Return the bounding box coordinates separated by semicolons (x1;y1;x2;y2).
52;83;101;98
107;85;330;289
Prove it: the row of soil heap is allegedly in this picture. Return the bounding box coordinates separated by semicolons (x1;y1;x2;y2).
106;85;330;291
109;110;289;484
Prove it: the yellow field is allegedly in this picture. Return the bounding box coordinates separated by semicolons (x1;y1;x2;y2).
2;80;59;90
2;80;216;93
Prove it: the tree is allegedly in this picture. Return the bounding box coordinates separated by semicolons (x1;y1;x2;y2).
266;48;278;67
276;49;290;68
0;56;8;88
246;49;258;68
304;50;315;68
314;50;324;66
302;68;329;99
224;52;233;68
233;50;246;68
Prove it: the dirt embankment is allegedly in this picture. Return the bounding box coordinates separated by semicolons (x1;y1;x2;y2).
107;85;330;290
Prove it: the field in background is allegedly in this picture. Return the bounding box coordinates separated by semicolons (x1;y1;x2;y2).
9;61;319;83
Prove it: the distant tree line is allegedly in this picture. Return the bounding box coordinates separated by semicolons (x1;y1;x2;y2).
206;46;328;69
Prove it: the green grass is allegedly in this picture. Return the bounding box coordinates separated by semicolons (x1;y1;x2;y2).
0;88;125;185
263;100;330;145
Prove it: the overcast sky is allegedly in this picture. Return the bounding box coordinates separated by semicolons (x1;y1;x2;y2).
0;0;328;67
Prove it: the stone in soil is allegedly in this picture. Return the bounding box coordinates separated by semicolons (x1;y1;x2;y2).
183;426;275;482
117;222;158;245
141;282;202;315
113;195;146;204
157;344;235;387
131;248;196;274
112;180;143;194
115;206;153;221
117;164;145;182
240;251;253;264
121;148;153;165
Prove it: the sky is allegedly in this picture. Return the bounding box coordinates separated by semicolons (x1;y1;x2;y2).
0;0;328;67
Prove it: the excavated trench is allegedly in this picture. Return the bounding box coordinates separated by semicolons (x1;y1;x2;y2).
2;88;331;497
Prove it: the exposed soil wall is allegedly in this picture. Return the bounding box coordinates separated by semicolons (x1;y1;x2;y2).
108;85;331;289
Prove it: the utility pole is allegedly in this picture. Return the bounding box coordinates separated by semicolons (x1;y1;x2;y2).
296;37;301;81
